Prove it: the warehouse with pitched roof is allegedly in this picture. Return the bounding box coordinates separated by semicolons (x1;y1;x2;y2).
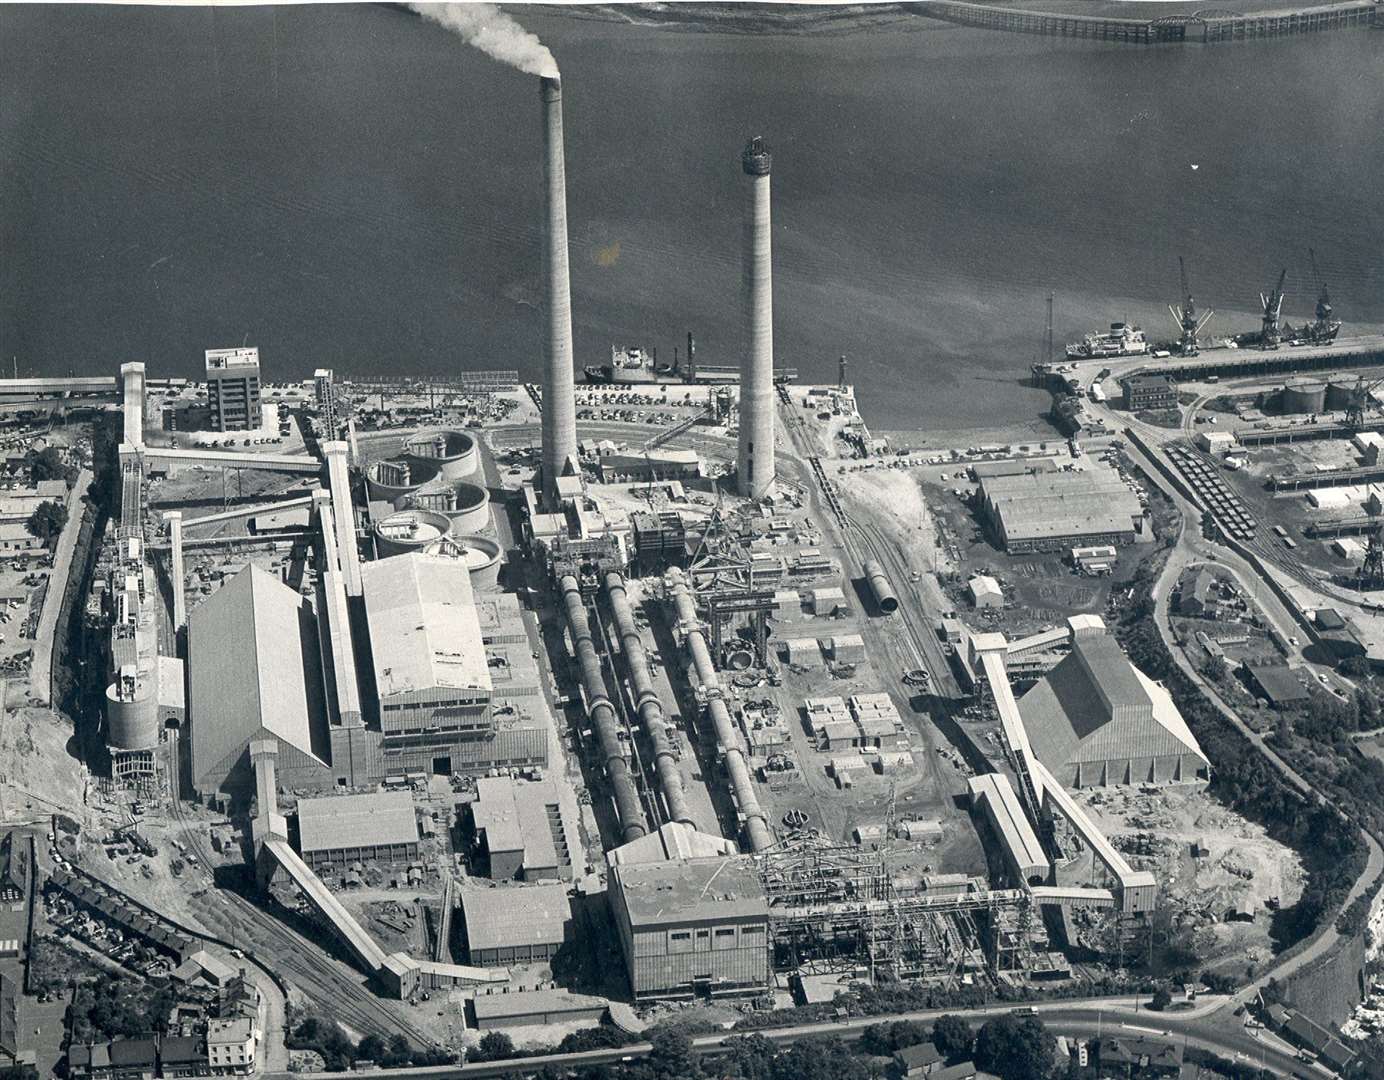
189;566;331;797
978;466;1145;553
1019;632;1210;788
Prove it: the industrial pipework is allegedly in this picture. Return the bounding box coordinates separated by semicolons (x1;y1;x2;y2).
665;569;773;852
560;574;649;843
603;572;696;829
863;559;900;614
540;76;579;500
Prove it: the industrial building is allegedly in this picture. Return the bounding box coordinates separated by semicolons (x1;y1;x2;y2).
978;465;1145;553
468;775;571;881
471;987;606;1030
204;347;262;431
189;566;330;797
607;855;770;1000
1019;631;1210;788
968;575;1003;609
461;883;571;967
967;772;1047;886
296;791;419;873
1242;664;1311;708
1120;374;1177;411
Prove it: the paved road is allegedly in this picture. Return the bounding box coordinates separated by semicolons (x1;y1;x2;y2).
271;994;1331;1080
1123;433;1384;1007
29;466;92;707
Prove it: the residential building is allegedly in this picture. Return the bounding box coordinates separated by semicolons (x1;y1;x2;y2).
204;348;262;432
207;1016;257;1076
1242;664;1311;708
894;1042;943;1077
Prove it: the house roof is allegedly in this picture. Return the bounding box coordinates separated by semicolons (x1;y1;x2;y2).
1245;664;1311;705
894;1042;943;1069
0;833;29;896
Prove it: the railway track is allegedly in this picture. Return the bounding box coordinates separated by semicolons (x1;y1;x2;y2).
165;733;438;1048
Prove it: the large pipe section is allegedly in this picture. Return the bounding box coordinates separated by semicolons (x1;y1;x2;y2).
603;572;695;828
863;559;899;614
540;77;578;501
560;575;648;843
736;137;775;500
666;570;773;851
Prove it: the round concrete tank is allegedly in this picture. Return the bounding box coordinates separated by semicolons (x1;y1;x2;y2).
1282;379;1326;415
1326;380;1356;410
374;508;452;557
448;481;491;534
365;457;441;509
451;534;502;590
403;429;478;480
105;680;158;751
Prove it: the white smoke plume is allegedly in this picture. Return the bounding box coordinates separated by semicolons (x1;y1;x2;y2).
410;3;558;79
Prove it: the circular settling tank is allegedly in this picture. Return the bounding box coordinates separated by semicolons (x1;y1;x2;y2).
365;457;442;509
449;481;492;533
451;533;502;590
1325;380;1356;411
374;508;451;557
403;429;478;480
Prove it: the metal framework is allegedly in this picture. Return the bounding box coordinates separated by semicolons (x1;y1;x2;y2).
754;839;1031;983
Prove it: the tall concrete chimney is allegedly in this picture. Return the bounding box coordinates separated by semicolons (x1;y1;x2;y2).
540;76;578;500
737;137;774;499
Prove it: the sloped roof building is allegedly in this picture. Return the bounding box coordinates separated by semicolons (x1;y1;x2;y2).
1019;632;1210;788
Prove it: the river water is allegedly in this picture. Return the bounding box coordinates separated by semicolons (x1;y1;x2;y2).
2;5;1381;431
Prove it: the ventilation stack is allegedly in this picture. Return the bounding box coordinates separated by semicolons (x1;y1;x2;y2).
540;76;578;502
737;136;775;500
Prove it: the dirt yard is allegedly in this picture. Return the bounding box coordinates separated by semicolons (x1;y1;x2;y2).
1074;785;1305;973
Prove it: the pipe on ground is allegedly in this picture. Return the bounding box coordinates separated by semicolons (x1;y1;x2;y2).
604;573;696;828
863;558;900;614
560;575;647;843
666;570;773;852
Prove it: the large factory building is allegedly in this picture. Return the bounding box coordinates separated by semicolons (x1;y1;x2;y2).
979;465;1146;553
607;854;770;1001
1019;630;1210;788
297;791;419;873
189;566;331;797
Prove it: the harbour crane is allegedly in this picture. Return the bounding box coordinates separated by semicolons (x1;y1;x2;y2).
1307;248;1343;345
1344;373;1384;430
1259;268;1287;350
1168;256;1214;357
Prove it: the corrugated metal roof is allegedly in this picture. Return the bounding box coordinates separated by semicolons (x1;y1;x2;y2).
297;790;418;853
361;554;491;699
606;822;738;866
982;466;1142;541
461;883;570;952
189;566;324;790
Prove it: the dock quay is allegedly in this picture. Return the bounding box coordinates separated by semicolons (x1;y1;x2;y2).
1269;463;1384;492
915;0;1380;44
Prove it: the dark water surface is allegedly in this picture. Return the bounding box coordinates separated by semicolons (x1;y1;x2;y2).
2;5;1381;430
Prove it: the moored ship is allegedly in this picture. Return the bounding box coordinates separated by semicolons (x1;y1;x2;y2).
1065;323;1149;360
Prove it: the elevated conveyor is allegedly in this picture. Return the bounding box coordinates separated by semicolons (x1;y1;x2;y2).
142;445;322;476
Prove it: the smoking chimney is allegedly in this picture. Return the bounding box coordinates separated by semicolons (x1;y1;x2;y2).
541;75;578;501
737;137;775;499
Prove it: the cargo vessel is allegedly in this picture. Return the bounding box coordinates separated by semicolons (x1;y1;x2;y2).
583;335;797;385
1065;323;1149;360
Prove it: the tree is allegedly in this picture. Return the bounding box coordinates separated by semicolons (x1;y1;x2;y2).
860;1020;929;1056
1149;985;1173;1012
930;1014;974;1060
1202;654;1228;681
25;500;67;544
471;1031;515;1063
29;447;74;485
974;1016;1053;1080
722;1034;777;1080
648;1029;698;1079
356;1034;388;1062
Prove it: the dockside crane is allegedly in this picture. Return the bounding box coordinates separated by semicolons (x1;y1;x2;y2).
1345;374;1384;430
1308;248;1343;345
1168;256;1214;357
1259;268;1288;350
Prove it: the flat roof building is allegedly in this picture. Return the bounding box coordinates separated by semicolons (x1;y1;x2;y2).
608;855;770;1001
1020;631;1210;788
979;465;1144;553
297;790;420;872
1121;374;1177;412
461;884;571;967
469;776;567;881
205;347;262;431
